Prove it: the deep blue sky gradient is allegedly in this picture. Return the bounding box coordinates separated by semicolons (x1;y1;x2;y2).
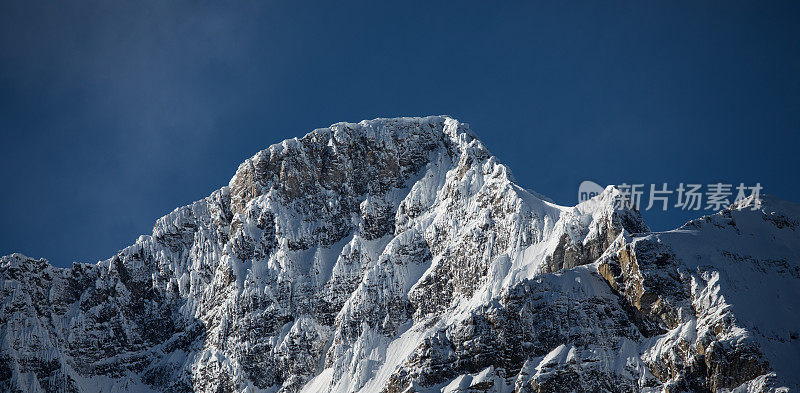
2;1;799;267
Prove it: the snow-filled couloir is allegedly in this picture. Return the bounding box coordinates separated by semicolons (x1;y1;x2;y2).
1;116;798;393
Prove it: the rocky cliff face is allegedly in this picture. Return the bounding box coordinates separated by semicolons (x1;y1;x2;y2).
1;116;798;393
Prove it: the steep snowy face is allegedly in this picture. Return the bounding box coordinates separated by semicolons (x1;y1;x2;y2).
597;195;800;392
1;116;795;393
366;198;800;393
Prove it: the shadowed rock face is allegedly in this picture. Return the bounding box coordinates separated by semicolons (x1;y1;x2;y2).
596;239;764;393
540;208;649;275
1;117;799;393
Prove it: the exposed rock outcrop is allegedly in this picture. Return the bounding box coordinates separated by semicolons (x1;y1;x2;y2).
1;117;798;393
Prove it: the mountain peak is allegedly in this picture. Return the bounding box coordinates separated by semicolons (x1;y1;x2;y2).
1;117;797;393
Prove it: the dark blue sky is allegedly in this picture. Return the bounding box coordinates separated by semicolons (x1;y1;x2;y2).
2;1;798;267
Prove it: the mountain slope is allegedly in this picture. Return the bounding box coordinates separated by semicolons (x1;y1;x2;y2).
596;195;800;392
0;116;797;393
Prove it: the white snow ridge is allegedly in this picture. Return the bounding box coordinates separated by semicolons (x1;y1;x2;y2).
1;116;798;393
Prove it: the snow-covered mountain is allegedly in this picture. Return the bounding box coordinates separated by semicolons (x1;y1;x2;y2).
1;116;798;393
